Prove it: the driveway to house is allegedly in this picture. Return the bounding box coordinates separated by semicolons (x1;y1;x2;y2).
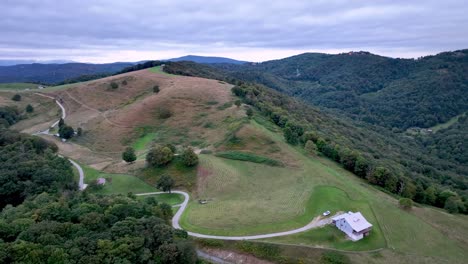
136;191;332;240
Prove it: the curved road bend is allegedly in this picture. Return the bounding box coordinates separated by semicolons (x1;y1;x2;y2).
136;191;331;240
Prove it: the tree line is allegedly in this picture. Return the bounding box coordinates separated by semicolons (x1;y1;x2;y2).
232;84;468;214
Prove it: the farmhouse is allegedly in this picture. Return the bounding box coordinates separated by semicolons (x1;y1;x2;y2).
332;211;372;241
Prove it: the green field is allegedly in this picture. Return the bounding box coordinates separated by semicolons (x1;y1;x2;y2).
148;66;174;76
177;120;468;261
429;112;466;132
133;132;157;151
82;165;157;195
0;82;40;90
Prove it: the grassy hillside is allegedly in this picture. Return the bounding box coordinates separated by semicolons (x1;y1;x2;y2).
2;65;467;263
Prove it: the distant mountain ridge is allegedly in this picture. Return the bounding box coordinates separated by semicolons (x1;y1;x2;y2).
167;55;248;64
0;59;76;66
0;62;134;84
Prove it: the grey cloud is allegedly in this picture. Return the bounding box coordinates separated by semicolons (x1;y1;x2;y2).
1;0;467;61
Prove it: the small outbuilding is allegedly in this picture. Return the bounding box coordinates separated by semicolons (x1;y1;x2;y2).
332;211;372;241
97;178;106;185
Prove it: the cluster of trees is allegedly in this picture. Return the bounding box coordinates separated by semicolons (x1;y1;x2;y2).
58;118;75;139
118;61;164;74
231;83;468;214
0;129;73;209
145;145;198;168
0;106;20;128
0;192;197;263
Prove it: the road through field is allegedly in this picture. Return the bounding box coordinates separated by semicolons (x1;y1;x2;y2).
34;91;331;240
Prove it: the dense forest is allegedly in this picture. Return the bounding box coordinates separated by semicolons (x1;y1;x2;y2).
0;193;196;263
163;61;468;214
0;130;197;263
0;130;72;208
213;50;468;130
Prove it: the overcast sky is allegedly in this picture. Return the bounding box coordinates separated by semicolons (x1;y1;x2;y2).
1;0;467;63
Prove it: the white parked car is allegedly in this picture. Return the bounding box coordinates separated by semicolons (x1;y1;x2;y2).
323;210;331;216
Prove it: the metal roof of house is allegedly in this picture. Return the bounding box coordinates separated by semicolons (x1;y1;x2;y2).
332;211;372;232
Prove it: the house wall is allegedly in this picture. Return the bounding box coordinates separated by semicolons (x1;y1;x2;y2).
335;218;364;241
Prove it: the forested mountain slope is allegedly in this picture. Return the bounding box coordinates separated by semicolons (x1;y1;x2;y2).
163;62;468;212
0;62;134;84
214;50;468;130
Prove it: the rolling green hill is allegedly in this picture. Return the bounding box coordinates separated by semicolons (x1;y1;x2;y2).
214;50;468;130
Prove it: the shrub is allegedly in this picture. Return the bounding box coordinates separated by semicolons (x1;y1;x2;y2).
122;147;137;163
77;127;83;136
110;82;119;89
146;145;173;167
305;140;317;155
320;251;350;264
399;198;413;210
122;80;128;85
215;151;283;167
156;175;174;192
11;94;21;101
26;104;34;113
235;100;242;107
246;108;253;119
153;85;160;93
58;125;74;139
181;147;199;167
157;108;172;119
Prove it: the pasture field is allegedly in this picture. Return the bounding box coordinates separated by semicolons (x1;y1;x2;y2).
148;65;174;75
0;82;39;90
82;164;157;195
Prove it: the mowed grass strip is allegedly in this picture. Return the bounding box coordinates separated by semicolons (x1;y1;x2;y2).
148;66;174;76
215;151;283;167
82;164;157;195
133;132;157;151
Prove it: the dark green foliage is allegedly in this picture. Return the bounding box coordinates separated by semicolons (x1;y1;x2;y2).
246;107;253;118
236;241;281;261
320;251;351;264
110;81;119;89
58;73;112;85
158;59;468;214
25;104;34;113
153;85;160;93
0;106;20;128
157;107;172;119
146;145;173;167
0;192;196;263
216;151;283;167
76;127;82;136
11;94;21;101
122;147;137;163
156;175;175;193
58;124;74;139
234;99;242;107
164;144;177;154
118;60;164;74
181;147;199;167
58;118;64;127
0;130;72;208
444;196;465;214
304;140;317;155
399;198;413;210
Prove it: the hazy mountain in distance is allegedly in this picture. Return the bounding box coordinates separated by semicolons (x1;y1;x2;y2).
168;55;248;64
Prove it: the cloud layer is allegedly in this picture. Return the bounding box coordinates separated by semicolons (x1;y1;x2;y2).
1;0;467;62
